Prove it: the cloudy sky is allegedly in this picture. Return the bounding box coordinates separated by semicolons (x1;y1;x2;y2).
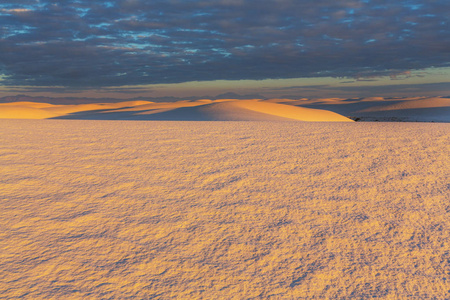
0;0;449;99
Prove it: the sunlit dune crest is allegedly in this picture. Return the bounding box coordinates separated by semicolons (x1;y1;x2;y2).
44;104;109;115
234;100;352;121
114;100;207;112
0;106;56;119
0;99;353;121
1;96;449;121
360;97;387;102
100;100;155;109
132;100;298;121
117;100;154;106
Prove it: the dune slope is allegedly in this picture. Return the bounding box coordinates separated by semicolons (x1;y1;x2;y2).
0;106;57;119
2;97;449;122
0;100;353;122
297;96;450;122
234;100;353;121
355;97;450;122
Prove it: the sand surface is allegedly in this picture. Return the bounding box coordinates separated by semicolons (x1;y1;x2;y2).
1;120;449;299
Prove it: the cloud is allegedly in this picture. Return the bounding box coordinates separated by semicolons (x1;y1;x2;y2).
0;0;449;87
326;82;450;96
270;85;331;90
1;8;32;13
95;86;154;94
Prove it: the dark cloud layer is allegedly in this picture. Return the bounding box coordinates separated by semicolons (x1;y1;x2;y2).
0;0;449;87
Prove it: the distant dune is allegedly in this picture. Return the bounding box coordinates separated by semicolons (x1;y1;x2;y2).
0;99;353;122
289;96;450;122
0;105;57;119
1;96;449;122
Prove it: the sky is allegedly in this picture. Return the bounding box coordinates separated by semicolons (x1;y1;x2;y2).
0;0;449;100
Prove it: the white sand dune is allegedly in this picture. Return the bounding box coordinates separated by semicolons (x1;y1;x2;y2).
291;96;450;122
44;103;111;115
233;100;352;121
43;101;155;115
129;100;352;121
1;96;449;122
0;99;353;122
0;120;449;298
353;97;450;122
360;97;450;111
0;105;57;119
133;101;293;121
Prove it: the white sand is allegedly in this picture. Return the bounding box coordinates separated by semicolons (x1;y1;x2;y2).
0;120;449;298
0;99;353;122
291;96;450;122
1;96;449;122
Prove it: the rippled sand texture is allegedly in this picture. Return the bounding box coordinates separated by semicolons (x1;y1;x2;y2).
1;120;449;299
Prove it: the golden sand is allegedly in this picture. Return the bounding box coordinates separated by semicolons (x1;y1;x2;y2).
1;120;449;298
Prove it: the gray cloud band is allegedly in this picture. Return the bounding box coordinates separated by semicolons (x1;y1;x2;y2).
0;0;449;87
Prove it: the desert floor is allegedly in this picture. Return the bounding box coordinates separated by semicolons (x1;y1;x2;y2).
1;120;449;299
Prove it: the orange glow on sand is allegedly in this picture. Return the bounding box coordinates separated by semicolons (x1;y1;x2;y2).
0;119;449;298
0;99;353;121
